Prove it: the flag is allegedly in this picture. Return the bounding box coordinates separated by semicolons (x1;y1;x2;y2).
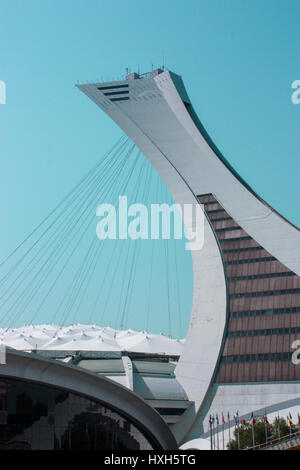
222;413;225;424
209;415;212;425
264;415;269;424
287;416;291;425
216;414;219;425
289;412;293;424
251;412;256;425
227;412;230;424
234;413;239;425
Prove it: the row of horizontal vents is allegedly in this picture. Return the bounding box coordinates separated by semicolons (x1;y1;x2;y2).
198;194;300;384
97;84;129;102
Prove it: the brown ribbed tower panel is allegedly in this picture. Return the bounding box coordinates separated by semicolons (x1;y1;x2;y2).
198;193;300;383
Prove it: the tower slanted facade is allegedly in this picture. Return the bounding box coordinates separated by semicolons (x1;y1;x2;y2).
77;69;300;443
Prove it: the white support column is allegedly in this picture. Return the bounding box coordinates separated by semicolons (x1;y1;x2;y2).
122;355;133;391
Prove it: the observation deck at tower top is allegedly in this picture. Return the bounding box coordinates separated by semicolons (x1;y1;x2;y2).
125;67;165;80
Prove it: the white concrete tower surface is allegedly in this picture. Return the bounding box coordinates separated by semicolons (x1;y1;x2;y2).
77;69;300;445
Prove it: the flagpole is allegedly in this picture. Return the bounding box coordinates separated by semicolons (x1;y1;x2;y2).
264;419;267;445
222;422;224;450
289;413;292;437
213;416;216;450
222;414;225;450
213;417;216;450
228;412;231;450
264;413;268;446
216;414;219;450
277;413;280;439
237;422;240;450
236;412;240;450
209;416;213;450
251;413;255;448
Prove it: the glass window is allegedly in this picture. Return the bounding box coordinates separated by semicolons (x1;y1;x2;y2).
0;377;155;450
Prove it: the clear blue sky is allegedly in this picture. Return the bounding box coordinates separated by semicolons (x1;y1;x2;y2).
1;0;299;336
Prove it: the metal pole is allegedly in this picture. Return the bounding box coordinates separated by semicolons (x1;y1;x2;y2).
209;419;213;450
264;416;268;446
252;422;255;447
222;421;225;450
237;422;240;450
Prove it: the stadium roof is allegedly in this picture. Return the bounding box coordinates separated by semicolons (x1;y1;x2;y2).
0;324;184;356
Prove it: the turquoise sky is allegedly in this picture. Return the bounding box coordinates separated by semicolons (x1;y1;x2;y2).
1;0;299;336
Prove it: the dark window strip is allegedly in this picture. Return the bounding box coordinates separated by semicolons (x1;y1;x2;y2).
205;209;227;214
216;226;242;232
219;236;252;243
201;200;219;206
110;97;130;102
227;326;300;338
197;193;214;200
223;246;263;254
103;91;129;96
230;288;300;299
97;84;129;90
228;272;295;282
210;217;233;222
221;352;293;363
226;257;276;265
230;307;300;318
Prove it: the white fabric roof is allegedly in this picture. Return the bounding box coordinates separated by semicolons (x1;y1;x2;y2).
0;324;184;355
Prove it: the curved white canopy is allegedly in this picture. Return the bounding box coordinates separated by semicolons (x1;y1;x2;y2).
0;324;184;355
